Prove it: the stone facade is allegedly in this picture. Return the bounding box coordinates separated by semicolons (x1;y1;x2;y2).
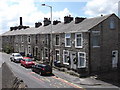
1;14;120;75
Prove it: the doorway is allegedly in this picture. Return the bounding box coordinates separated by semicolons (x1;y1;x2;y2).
112;50;118;68
70;52;77;70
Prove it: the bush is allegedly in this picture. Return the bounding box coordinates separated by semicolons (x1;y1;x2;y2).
3;45;14;54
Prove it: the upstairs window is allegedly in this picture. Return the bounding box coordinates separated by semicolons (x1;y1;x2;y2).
21;36;24;43
92;31;100;47
110;18;115;29
75;33;83;48
35;35;38;44
55;35;60;46
65;33;71;47
28;35;31;43
45;34;49;45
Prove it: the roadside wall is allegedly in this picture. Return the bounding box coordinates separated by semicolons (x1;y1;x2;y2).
2;62;27;89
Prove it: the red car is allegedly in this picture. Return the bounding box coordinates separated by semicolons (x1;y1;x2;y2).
21;57;35;68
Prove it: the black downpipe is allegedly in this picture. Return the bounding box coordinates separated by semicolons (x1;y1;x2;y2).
88;32;91;75
48;34;51;64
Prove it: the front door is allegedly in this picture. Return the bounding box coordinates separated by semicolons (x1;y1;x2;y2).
112;50;118;68
70;52;77;70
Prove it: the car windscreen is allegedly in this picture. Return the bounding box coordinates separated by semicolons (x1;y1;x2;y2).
45;65;51;70
15;55;21;57
24;59;32;62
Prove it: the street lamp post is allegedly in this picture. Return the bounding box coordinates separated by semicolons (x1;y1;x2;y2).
41;4;53;67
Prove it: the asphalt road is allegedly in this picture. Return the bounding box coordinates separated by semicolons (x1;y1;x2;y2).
1;52;120;90
1;52;83;89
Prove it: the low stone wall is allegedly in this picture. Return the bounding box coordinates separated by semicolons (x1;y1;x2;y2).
2;62;27;89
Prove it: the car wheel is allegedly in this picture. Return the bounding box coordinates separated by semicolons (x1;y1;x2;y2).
14;59;16;62
32;69;34;72
24;65;26;68
39;72;43;76
10;58;12;61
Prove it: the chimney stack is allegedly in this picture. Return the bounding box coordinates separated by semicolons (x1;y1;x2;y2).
20;17;23;26
75;17;86;24
35;22;42;28
43;18;51;26
64;15;73;24
53;20;61;25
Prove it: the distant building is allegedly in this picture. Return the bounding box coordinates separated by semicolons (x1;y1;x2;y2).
1;13;120;76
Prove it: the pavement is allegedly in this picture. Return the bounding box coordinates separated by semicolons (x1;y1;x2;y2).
53;68;119;87
1;52;120;89
36;61;120;89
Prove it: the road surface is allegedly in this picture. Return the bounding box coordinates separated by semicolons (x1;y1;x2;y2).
1;52;83;89
1;52;120;90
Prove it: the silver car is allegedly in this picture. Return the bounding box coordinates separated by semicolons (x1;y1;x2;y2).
10;53;23;63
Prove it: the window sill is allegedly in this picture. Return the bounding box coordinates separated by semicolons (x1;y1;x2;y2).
75;46;83;48
65;46;71;48
63;63;69;65
55;45;60;46
78;66;86;68
93;46;100;48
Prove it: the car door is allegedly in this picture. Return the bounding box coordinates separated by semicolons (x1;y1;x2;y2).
36;65;42;73
21;59;25;65
11;54;14;60
33;65;37;72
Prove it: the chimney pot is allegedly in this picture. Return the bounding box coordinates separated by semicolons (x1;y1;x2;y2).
20;17;23;26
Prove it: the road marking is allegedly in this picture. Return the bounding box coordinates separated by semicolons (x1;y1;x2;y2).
27;72;45;84
28;71;85;89
52;76;85;89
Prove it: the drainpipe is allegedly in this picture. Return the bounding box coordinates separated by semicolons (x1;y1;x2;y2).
88;31;91;75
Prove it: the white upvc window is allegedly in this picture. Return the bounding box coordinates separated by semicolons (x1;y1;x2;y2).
45;34;49;45
44;48;48;58
21;35;24;43
92;31;100;47
55;35;60;46
15;36;18;43
65;33;71;47
78;52;86;68
75;33;83;48
55;49;60;61
28;35;31;43
109;17;115;29
35;35;38;44
63;50;69;65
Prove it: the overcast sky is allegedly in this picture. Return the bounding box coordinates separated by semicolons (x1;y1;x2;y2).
0;0;120;34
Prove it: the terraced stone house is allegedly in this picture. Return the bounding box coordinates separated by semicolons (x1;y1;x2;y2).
1;13;120;75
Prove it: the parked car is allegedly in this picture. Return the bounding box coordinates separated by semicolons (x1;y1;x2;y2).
32;64;52;76
21;57;35;68
54;60;61;67
10;53;23;63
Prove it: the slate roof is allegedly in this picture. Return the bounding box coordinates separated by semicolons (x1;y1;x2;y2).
2;13;114;36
